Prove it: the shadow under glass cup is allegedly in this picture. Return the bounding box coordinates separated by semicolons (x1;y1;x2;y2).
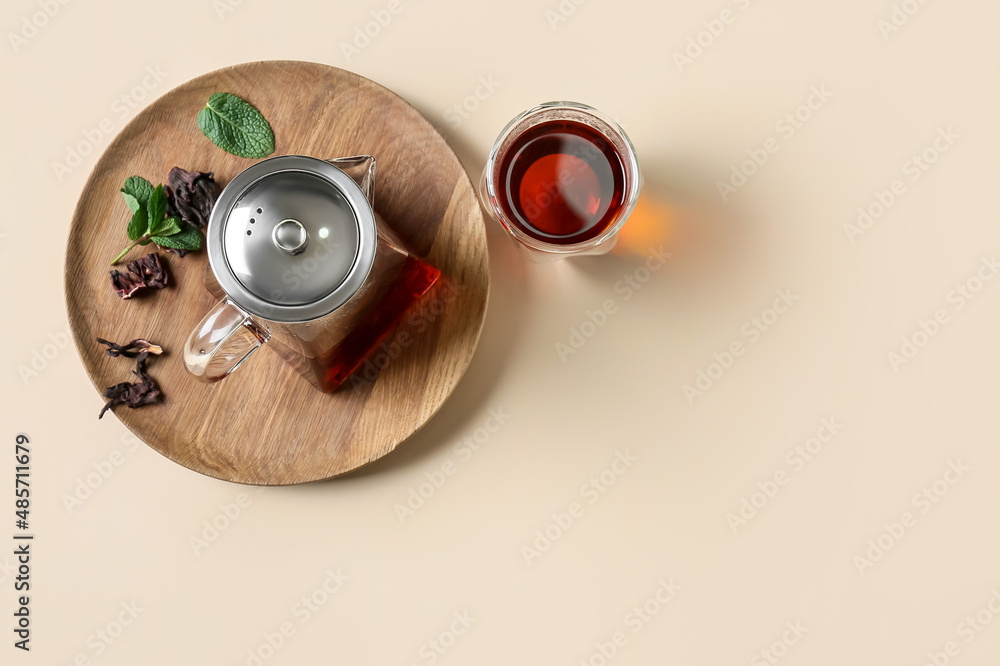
480;101;641;262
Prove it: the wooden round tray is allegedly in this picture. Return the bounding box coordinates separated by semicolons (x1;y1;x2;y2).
65;61;489;485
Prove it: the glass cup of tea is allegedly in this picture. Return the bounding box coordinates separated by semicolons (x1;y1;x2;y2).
480;101;641;262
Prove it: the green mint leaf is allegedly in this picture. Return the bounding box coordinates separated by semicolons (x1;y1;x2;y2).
152;225;202;251
121;176;154;211
145;185;168;234
197;92;275;159
138;238;153;246
154;217;182;238
122;193;141;214
126;206;148;242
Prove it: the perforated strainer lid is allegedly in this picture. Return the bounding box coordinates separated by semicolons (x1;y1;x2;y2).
207;155;377;323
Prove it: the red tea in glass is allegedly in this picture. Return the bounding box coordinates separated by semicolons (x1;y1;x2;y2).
481;102;641;260
497;119;628;244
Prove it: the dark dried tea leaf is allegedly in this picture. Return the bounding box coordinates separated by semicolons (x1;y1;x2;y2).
109;252;169;299
96;339;165;419
96;338;164;358
165;167;220;230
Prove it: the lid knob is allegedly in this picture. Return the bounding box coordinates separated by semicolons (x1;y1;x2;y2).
272;218;309;255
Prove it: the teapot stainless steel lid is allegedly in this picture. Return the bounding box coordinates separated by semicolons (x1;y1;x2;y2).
207;155;377;323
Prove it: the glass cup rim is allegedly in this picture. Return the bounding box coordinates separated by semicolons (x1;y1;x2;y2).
482;101;641;254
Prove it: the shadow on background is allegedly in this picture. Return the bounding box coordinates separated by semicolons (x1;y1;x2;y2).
570;158;749;286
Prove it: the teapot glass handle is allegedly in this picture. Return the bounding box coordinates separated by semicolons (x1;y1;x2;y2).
326;155;376;206
183;299;271;383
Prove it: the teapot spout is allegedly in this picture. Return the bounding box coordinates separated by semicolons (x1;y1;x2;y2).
326;155;376;206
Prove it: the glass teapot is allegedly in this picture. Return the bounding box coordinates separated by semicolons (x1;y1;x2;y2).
183;155;441;392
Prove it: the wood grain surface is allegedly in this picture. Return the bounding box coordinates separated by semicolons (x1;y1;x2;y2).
64;61;490;485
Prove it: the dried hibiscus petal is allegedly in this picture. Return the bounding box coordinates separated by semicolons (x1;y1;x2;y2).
109;269;143;299
96;338;163;358
163;246;190;259
98;382;136;419
165;167;220;231
109;252;169;299
96;338;165;419
132;253;168;289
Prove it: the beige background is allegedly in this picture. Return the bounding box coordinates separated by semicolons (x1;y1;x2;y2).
3;0;999;664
